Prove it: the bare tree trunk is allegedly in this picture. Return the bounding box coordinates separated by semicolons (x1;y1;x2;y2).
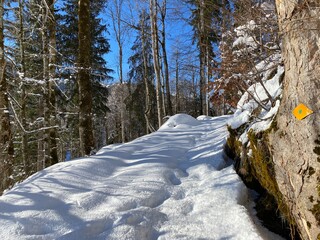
38;0;59;166
78;0;94;155
205;45;210;116
192;69;198;115
198;0;206;115
149;0;163;128
270;2;320;239
41;3;50;167
37;99;45;171
0;0;14;194
175;51;179;114
47;0;58;164
18;0;29;175
140;13;152;134
110;0;125;143
161;69;166;116
159;0;172;116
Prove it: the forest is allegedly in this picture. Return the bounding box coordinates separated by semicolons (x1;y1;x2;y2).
0;0;281;193
1;0;320;239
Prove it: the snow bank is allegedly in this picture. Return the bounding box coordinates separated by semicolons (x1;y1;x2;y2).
158;113;200;131
0;115;283;240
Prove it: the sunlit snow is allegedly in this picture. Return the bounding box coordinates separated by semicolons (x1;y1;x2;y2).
0;114;283;240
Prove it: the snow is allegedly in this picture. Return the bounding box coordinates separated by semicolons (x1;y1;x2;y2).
0;115;283;240
228;65;284;143
233;20;258;49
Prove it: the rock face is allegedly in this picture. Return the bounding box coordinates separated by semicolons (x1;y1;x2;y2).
270;1;320;239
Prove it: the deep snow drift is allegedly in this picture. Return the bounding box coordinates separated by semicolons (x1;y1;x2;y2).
0;114;283;240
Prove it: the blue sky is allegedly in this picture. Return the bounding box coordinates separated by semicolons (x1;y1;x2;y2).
6;1;197;84
103;0;196;83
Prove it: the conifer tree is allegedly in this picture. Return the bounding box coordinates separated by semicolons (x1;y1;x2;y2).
57;0;112;156
78;0;94;156
187;0;221;115
127;10;156;136
0;0;14;194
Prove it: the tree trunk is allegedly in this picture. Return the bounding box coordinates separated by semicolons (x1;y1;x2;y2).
270;1;320;239
78;0;94;156
160;0;173;116
41;2;50;167
175;51;179;114
18;0;29;175
47;0;58;164
198;0;206;115
110;0;125;143
149;0;163;128
140;14;152;134
37;98;45;171
0;0;14;194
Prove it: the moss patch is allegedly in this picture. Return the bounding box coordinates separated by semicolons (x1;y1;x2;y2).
310;184;320;226
225;121;300;239
307;221;311;229
314;147;320;155
311;200;320;226
309;195;314;203
225;126;242;159
247;129;295;227
308;166;316;176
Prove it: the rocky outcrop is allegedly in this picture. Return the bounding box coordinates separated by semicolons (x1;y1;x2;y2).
270;1;320;239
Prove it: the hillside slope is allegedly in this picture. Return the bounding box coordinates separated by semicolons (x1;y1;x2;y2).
0;114;282;240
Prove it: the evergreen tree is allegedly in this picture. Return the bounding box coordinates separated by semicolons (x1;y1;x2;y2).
127;10;157;137
57;0;112;116
56;0;112;156
0;0;14;194
78;0;94;156
187;0;222;115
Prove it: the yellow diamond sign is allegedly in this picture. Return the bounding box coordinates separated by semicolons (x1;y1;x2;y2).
293;103;313;120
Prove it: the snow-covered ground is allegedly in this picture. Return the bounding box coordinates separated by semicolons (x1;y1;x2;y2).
0;114;283;240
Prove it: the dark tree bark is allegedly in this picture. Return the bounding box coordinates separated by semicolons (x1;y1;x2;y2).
41;1;50;167
159;0;173;116
0;0;14;194
78;0;94;155
18;0;29;174
47;0;58;165
140;16;152;134
149;0;163;128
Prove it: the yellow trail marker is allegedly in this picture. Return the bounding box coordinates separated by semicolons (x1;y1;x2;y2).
293;103;313;120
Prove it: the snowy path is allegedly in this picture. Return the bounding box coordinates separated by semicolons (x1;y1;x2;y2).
0;115;283;240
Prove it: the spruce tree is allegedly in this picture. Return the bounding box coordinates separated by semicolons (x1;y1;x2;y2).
187;0;221;115
127;10;157;136
0;0;14;194
78;0;94;156
56;0;112;156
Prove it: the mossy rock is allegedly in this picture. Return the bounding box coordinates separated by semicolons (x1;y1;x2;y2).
247;129;294;225
225;126;243;162
225;122;299;238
